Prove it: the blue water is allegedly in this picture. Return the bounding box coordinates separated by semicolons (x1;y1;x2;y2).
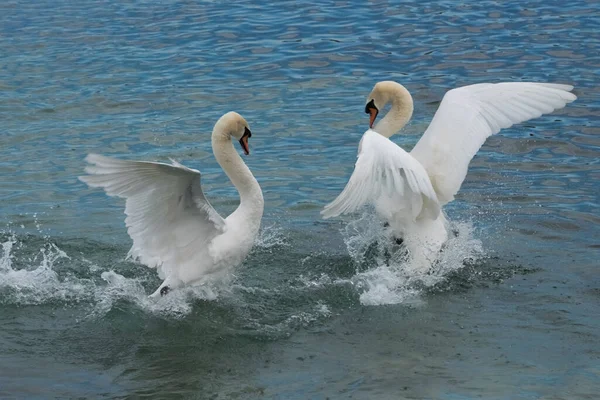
1;0;599;398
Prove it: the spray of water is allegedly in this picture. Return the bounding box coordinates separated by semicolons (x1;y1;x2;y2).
254;223;289;249
0;235;93;305
0;222;289;319
340;210;485;306
1;209;484;326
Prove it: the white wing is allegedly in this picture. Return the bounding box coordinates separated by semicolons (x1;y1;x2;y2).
322;129;440;221
411;82;577;204
79;154;225;280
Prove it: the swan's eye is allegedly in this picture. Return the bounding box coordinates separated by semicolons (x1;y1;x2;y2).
244;127;252;138
365;99;377;114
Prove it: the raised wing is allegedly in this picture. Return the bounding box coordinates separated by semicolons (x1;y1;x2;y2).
79;154;225;279
410;82;576;204
322;129;440;221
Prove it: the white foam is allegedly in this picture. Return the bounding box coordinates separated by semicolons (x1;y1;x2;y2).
1;208;484;319
340;210;485;306
1;207;288;316
91;270;197;319
0;216;289;319
353;265;424;306
0;236;92;305
0;233;227;318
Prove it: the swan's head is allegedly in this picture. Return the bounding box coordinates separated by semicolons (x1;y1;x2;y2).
365;81;413;130
217;111;253;155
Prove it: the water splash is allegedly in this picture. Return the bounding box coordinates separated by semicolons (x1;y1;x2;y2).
340;210;485;306
0;209;485;326
254;223;288;249
0;233;227;318
90;270;216;319
0;235;93;305
0;210;294;315
0;218;290;320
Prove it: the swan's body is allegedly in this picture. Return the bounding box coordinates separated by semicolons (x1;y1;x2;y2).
322;81;576;270
80;112;263;297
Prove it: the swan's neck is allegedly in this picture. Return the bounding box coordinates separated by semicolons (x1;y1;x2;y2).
374;85;414;138
211;130;264;224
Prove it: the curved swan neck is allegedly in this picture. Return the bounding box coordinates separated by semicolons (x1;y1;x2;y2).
211;126;263;217
374;82;414;138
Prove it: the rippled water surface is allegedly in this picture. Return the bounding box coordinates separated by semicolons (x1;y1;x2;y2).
1;0;599;399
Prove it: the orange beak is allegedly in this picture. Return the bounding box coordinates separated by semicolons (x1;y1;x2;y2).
368;107;378;129
238;127;251;155
239;136;249;155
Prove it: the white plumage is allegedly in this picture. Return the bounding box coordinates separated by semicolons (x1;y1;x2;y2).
411;82;577;205
323;81;576;270
80;112;264;297
322;129;440;222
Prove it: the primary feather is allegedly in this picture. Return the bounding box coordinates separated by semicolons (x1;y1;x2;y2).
411;82;576;204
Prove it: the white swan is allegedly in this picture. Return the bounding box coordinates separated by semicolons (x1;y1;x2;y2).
322;81;576;270
80;112;264;297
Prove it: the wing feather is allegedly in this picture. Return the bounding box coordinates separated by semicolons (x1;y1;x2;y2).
80;154;225;279
411;82;576;204
410;82;577;204
322;130;441;221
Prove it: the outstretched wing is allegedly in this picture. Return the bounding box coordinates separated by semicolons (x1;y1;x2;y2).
411;82;576;204
80;154;225;279
322;129;440;221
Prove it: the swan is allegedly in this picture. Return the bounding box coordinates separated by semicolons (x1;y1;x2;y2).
322;81;576;271
80;111;264;297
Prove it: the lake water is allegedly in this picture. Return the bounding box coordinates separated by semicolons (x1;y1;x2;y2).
1;0;599;399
